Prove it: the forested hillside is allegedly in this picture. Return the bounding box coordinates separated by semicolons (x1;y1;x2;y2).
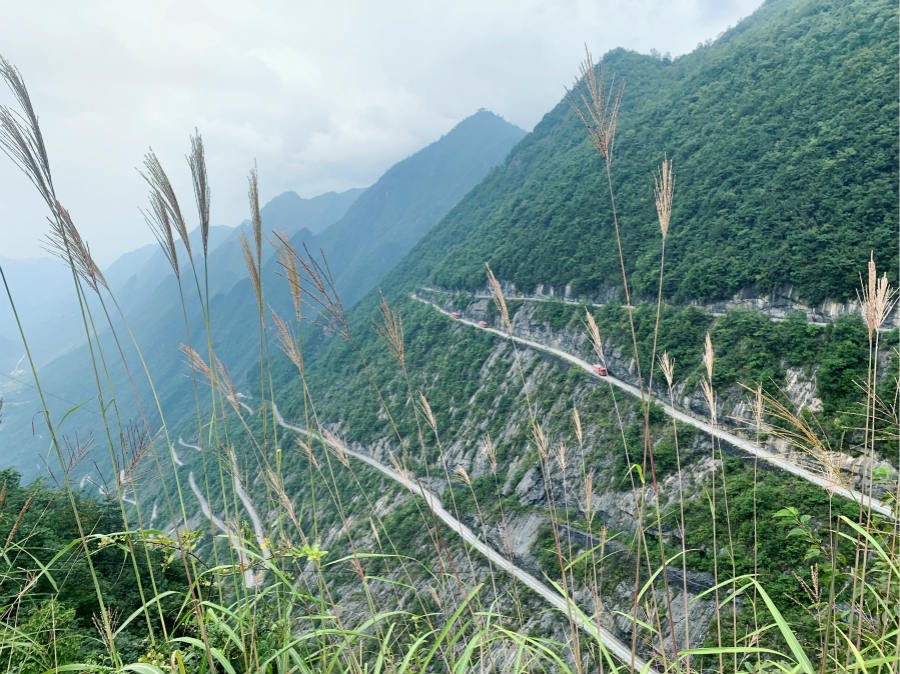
380;0;897;306
0;0;897;670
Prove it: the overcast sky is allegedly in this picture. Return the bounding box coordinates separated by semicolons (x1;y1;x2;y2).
0;0;763;265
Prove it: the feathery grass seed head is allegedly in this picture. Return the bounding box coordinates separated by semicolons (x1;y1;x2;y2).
703;332;714;380
585;309;606;364
374;294;405;369
858;252;895;338
565;47;623;163
653;154;674;239
659;351;674;389
486;265;511;333
188;129;210;258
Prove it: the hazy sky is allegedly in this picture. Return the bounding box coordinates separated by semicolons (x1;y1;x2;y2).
0;0;763;265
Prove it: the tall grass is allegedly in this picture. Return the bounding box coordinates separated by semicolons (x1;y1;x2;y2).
0;51;897;674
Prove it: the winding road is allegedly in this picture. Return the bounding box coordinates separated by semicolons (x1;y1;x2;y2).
271;402;656;673
412;295;894;519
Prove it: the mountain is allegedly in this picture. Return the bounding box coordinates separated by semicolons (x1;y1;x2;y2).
268;0;898;661
379;0;896;307
0;112;523;478
305;110;526;306
0;256;82;366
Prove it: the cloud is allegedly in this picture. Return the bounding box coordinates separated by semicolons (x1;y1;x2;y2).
0;0;762;265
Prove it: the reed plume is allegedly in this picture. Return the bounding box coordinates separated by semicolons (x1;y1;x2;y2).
44;200;108;294
565;47;623;164
486;264;511;333
374;294;405;369
584;309;606;364
143;189;180;279
653;154;674;239
187;129;210;258
141;150;190;259
0;56;54;206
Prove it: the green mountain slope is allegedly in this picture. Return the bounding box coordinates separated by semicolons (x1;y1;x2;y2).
302;110;525;307
272;1;898;659
381;0;896;307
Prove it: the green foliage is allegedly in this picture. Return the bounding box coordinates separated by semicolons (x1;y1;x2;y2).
380;0;897;308
0;469;190;665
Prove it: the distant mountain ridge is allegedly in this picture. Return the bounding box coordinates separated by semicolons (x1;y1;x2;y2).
294;110;526;307
0;110;524;478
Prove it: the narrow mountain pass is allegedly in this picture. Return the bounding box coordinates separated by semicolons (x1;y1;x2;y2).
411;294;894;519
271;402;657;673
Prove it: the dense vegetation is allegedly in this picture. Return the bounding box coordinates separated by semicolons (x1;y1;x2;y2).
377;0;897;307
1;0;898;671
0;470;189;670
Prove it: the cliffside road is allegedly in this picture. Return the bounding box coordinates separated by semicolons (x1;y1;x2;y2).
419;286;830;326
271;402;657;673
412;295;894;520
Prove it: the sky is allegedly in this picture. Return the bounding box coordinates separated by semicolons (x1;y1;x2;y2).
0;0;763;266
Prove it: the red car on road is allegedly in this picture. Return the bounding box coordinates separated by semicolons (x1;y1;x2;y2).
592;364;608;376
478;321;488;328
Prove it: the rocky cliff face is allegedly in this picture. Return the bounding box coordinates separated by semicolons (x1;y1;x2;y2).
494;281;900;329
418;288;898;497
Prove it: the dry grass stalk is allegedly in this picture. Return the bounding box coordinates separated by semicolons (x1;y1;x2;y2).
141;150;190;259
320;428;351;469
419;393;438;435
486;265;511;333
427;585;444;612
564;47;623;163
267;467;307;544
454;465;471;486
248;167;262;267
120;422;151;482
389;454;412;490
658;351;674;389
480;434;497;473
45;200;107;294
369;517;382;547
180;344;241;414
271;309;304;373
0;57;54;207
557;443;568;470
700;378;717;421
143;189;179;279
187;129;210;258
282;243;349;340
273;231;302;321
56;432;93;479
755;384;764;431
295;437;319;469
584;309;606;364
239;231;262;308
532;423;549;459
746;384;844;485
584;472;593;515
858;253;895;338
653;155;674;239
374;294;405;369
572;407;583;447
4;493;34;548
180;344;212;382
703;332;714;381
